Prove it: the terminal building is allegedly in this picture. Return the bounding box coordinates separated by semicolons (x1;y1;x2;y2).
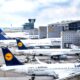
38;26;47;39
48;23;63;38
2;19;80;48
48;21;80;48
22;20;80;48
61;21;80;48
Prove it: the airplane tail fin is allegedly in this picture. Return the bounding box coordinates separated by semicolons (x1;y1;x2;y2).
16;39;27;50
0;29;6;35
0;34;7;40
2;47;23;66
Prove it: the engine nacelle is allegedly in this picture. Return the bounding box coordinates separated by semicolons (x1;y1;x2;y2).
51;55;67;60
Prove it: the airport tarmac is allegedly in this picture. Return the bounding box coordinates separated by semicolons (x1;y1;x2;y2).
0;71;79;80
0;77;54;80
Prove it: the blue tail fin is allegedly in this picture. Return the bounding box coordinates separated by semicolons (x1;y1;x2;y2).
0;34;7;40
0;29;6;35
2;47;23;66
16;39;27;50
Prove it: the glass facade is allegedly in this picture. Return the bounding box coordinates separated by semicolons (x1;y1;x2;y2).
69;21;80;30
63;21;80;31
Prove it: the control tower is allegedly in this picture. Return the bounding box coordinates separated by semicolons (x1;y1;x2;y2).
23;19;36;30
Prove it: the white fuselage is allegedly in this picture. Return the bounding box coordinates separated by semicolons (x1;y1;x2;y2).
6;32;28;39
0;40;16;47
1;63;80;79
16;48;80;56
17;38;61;47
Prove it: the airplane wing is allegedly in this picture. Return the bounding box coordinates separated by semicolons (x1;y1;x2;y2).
55;70;80;80
35;57;47;64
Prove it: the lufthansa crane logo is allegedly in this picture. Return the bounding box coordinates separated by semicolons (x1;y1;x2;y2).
5;53;13;61
18;42;23;47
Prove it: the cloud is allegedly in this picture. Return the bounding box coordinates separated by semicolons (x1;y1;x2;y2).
37;0;69;5
1;0;38;13
0;0;5;5
0;0;39;27
0;13;26;27
0;0;80;28
35;0;80;27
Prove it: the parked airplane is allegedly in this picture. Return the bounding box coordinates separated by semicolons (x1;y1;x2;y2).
0;28;35;47
16;38;61;49
0;33;16;47
0;28;61;48
0;28;29;39
16;39;80;60
1;47;80;80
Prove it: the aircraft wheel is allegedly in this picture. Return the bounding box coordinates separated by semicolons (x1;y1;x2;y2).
39;54;43;56
75;53;80;56
51;56;54;59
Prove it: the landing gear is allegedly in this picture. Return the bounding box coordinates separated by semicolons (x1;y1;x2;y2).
53;75;58;79
29;74;35;80
29;76;35;80
32;55;36;59
32;55;36;61
51;55;60;60
53;74;59;79
25;57;30;63
75;53;80;60
75;53;79;56
31;76;35;80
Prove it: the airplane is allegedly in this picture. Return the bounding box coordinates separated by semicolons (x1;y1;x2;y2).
16;38;61;49
16;39;80;60
1;47;80;80
0;28;61;48
0;29;35;47
15;38;61;48
0;28;29;39
0;28;35;47
0;33;16;47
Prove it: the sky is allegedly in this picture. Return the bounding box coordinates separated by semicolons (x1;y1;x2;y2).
0;0;80;28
